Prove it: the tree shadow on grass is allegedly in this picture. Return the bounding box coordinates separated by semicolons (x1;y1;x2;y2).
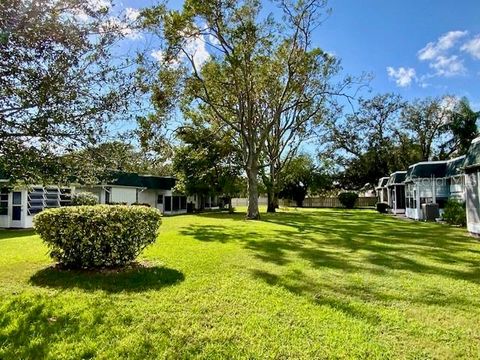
181;209;480;284
0;229;36;241
29;263;185;293
0;297;83;359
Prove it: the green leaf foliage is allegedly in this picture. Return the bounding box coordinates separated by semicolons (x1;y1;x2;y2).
33;205;162;269
443;199;466;227
71;192;99;206
338;192;358;209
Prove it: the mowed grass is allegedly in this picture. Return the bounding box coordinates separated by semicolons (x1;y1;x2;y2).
1;208;480;359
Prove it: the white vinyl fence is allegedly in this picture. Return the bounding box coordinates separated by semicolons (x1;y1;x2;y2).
232;196;377;208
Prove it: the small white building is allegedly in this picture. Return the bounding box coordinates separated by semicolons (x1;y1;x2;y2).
76;173;188;215
465;137;480;235
404;161;449;220
386;171;407;215
375;177;389;203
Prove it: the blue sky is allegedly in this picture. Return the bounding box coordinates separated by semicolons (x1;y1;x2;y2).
116;0;480;110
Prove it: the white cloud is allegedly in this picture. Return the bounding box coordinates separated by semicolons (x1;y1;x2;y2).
429;55;466;77
418;30;468;60
461;35;480;59
71;0;111;22
185;35;210;68
101;17;142;40
386;66;416;87
125;7;140;21
151;49;164;62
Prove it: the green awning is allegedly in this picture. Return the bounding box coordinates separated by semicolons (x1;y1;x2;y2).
102;172;177;190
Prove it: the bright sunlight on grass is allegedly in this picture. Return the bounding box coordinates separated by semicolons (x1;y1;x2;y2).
1;208;480;359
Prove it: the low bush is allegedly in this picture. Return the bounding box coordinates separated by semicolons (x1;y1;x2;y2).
376;202;390;214
34;205;162;269
443;199;466;226
338;192;358;209
71;192;98;206
132;202;151;207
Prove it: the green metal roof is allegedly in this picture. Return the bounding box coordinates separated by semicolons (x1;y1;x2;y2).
445;156;465;177
465;138;480;170
103;172;176;190
405;161;447;181
387;171;406;186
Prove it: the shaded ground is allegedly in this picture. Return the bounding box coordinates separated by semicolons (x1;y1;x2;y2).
1;208;479;359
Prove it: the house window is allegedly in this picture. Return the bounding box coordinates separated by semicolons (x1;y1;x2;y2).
172;196;180;211
164;196;171;211
44;187;60;208
28;187;45;216
157;195;163;204
59;188;72;206
0;189;8;216
180;196;187;210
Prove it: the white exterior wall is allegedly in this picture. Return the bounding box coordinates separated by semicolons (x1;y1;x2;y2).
110;187;137;204
137;189;157;207
449;175;465;201
466;171;480;235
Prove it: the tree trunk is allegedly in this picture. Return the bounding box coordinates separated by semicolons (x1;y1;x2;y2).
228;197;234;213
266;164;276;213
246;162;260;220
267;190;276;213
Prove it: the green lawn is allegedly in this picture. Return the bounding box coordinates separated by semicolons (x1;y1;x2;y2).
1;208;480;359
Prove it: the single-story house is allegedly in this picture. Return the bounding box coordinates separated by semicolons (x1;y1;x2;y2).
76;172;188;216
0;172;208;228
465;137;480;235
375;177;389;204
404;161;449;220
386;171;407;215
446;155;466;201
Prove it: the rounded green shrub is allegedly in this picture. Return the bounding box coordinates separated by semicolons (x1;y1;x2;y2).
34;205;162;269
71;192;98;206
338;192;358;209
443;199;466;227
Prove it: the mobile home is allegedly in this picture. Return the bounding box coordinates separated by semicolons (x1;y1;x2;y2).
404;161;449;220
386;171;407;214
375;177;389;203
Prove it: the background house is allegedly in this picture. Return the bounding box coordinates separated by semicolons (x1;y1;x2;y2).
375;177;390;204
0;172;193;228
386;171;406;215
404;161;449;220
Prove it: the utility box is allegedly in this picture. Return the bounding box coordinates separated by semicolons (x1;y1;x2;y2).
422;203;439;221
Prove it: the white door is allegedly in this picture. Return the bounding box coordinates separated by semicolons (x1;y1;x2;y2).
10;191;23;227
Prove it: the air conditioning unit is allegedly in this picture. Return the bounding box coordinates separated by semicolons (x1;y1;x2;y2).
421;203;439;221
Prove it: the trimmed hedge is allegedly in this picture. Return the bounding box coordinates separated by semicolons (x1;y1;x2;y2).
34;205;162;269
71;192;99;206
443;199;466;227
338;192;358;209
